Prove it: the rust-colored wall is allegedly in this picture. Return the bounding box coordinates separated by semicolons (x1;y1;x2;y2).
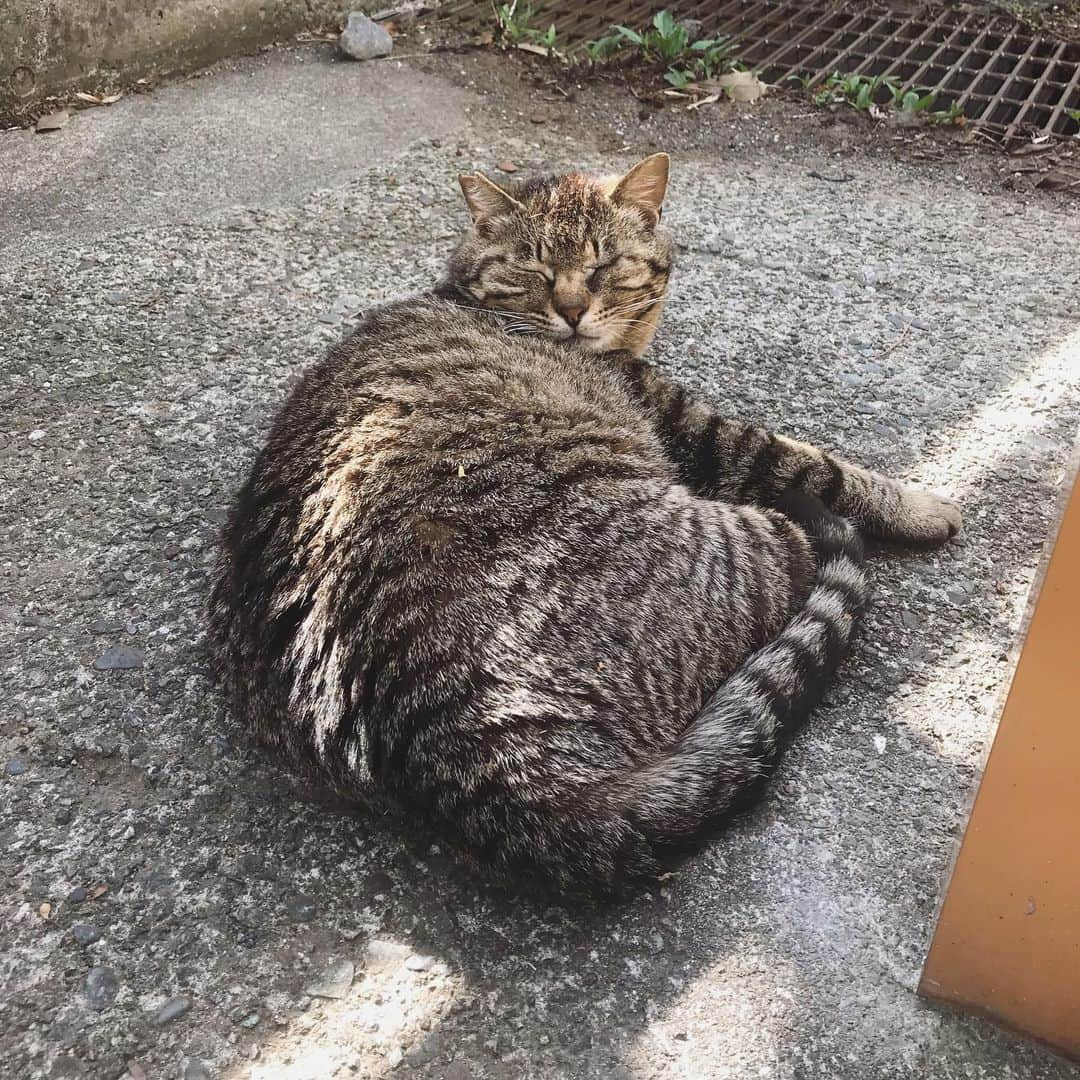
920;462;1080;1059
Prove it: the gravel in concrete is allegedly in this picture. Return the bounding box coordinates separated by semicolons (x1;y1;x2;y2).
1;44;1078;1080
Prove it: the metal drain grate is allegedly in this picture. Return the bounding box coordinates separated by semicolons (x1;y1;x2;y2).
437;1;1080;142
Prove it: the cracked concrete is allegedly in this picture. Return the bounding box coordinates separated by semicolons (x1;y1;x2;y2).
2;42;1079;1080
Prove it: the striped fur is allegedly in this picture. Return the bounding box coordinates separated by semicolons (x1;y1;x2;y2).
209;159;959;894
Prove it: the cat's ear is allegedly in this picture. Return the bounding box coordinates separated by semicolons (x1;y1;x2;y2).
610;153;669;226
458;173;523;223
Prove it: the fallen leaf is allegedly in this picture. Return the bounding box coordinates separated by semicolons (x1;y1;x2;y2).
101;92;123;105
515;42;551;56
457;464;466;477
39;902;52;920
472;30;494;46
380;20;400;35
89;883;109;900
35;110;69;133
75;91;103;104
712;71;767;103
1036;168;1079;192
686;93;720;111
496;160;518;173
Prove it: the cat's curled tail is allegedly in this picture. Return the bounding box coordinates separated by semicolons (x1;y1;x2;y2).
486;493;869;894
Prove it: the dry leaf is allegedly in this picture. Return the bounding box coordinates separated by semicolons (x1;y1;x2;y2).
75;91;103;104
686;93;720;111
472;31;494;46
101;92;123;105
457;464;466;477
39;902;52;920
515;42;550;56
35;111;69;133
713;71;767;103
496;160;518;173
1036;168;1080;192
89;883;108;900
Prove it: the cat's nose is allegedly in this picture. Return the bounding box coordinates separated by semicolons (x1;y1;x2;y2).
557;303;586;327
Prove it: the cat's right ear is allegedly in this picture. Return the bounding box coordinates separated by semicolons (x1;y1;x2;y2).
458;173;523;224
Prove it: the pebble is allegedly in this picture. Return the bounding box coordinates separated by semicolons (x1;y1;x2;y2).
285;894;317;923
305;958;354;1000
405;953;435;972
84;965;119;1010
92;645;144;671
183;1062;212;1080
154;995;192;1025
899;611;922;629
364;938;411;974
338;12;393;60
5;757;27;776
72;923;101;946
67;886;87;904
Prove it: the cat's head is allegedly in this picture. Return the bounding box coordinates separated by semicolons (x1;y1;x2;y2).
445;154;673;356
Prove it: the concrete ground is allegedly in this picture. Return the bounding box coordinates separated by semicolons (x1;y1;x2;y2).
2;42;1079;1080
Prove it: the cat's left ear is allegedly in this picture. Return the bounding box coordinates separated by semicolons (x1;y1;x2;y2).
610;153;669;226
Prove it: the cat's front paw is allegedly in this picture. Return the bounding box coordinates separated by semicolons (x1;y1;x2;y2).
886;486;963;545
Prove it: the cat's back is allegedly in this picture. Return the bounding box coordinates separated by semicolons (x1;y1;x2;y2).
263;296;671;514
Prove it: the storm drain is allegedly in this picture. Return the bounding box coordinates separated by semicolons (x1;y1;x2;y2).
438;1;1080;142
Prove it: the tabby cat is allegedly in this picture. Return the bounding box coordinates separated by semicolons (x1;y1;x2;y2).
210;154;961;893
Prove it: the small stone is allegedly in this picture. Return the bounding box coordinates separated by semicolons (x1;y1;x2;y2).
387;1047;404;1069
405;953;435;972
286;894;316;923
183;1061;212;1080
67;885;88;904
364;938;411;974
154;995;191;1025
84;965;119;1010
899;610;921;629
873;734;887;756
305;958;354;1000
35;110;69;133
338;12;393;60
240;1013;261;1028
56;808;73;826
72;923;101;946
497;160;518;173
92;645;144;671
5;757;27;776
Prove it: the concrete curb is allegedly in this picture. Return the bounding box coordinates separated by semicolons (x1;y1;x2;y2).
1;0;350;116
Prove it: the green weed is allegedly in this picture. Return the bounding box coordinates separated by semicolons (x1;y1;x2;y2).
582;10;739;86
493;1;558;51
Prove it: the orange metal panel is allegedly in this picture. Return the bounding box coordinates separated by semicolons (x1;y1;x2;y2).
920;453;1080;1059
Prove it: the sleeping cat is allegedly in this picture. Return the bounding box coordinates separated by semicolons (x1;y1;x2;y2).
209;153;961;893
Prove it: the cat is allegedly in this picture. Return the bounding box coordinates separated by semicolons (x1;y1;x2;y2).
209;153;961;893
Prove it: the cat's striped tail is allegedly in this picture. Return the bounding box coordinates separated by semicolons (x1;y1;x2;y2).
527;492;870;893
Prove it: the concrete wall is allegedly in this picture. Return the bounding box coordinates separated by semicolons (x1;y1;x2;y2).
1;0;347;115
